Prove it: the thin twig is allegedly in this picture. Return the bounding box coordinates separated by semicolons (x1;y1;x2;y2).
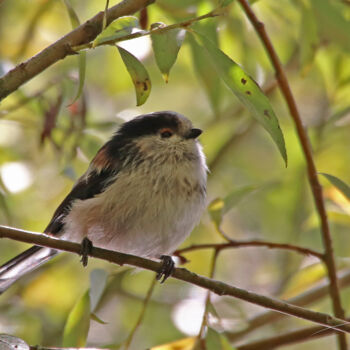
0;225;349;333
72;9;222;51
197;249;220;349
123;277;157;350
237;1;347;348
175;241;324;260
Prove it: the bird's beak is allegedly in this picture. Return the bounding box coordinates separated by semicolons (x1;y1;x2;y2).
186;128;202;139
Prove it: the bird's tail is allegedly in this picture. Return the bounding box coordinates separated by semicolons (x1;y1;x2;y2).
0;246;58;294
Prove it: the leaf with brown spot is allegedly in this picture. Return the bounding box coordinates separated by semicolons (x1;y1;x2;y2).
194;31;287;166
117;46;151;106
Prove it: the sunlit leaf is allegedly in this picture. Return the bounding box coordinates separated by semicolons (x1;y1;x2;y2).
151;23;185;82
93;16;139;47
0;335;30;350
194;32;287;166
189;22;222;113
151;337;195;350
62;291;91;347
89;268;108;311
117;46;151;106
208;186;256;229
208;198;225;230
320;173;350;201
281;263;327;299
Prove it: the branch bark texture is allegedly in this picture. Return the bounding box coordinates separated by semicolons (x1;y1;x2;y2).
0;0;154;101
0;225;349;334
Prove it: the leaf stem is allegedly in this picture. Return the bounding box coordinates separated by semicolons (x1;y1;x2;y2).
72;9;222;51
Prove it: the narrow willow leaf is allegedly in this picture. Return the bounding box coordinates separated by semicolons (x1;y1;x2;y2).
189;21;222;113
89;268;108;312
299;1;319;71
320;173;350;201
310;0;350;52
63;291;91;347
62;0;86;103
62;0;80;27
194;32;287;166
93;16;139;48
117;46;151;106
151;23;185;82
91;313;108;324
208;197;225;230
208;186;255;230
223;186;256;215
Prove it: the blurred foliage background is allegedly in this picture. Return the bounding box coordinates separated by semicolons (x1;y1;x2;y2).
1;0;350;349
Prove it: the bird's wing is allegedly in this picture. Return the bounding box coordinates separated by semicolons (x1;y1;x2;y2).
45;145;121;235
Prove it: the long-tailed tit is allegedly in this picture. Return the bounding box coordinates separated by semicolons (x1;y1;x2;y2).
0;111;207;292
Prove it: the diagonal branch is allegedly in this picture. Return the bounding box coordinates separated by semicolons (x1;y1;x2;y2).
0;224;350;333
237;1;347;348
0;0;154;101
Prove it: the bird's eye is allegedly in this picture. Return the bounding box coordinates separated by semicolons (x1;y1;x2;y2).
160;128;173;138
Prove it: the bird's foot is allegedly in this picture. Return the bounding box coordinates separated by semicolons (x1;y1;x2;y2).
80;237;93;267
156;255;175;283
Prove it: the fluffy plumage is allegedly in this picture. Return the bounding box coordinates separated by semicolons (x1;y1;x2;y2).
0;111;207;293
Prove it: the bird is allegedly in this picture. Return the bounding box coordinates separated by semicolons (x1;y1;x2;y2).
0;111;207;293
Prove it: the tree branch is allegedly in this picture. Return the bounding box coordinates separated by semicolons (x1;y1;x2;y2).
0;0;154;101
0;225;350;333
175;241;324;260
237;1;347;348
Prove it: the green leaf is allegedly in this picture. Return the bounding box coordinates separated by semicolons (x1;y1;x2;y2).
208;198;225;230
91;313;108;324
89;268;108;312
71;51;86;103
63;291;91;347
299;1;319;72
219;0;234;7
320;173;350;201
62;0;80;28
151;23;185;82
117;46;151;106
206;328;234;350
62;0;86;103
310;0;350;52
194;32;287;166
93;16;139;48
208;186;255;229
189;22;222;113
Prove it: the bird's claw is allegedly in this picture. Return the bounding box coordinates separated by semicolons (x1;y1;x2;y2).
156;255;175;283
80;237;93;267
